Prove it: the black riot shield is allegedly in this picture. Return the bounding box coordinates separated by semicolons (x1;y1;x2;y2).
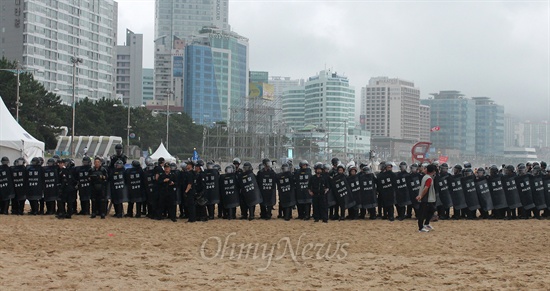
543;176;550;210
240;172;262;207
203;169;220;205
487;176;508;210
358;173;377;209
461;175;480;211
514;175;535;210
529;175;547;210
110;170;128;204
447;175;467;210
324;173;336;208
332;174;356;209
394;173;411;207
76;166;92;201
475;178;494;211
258;170;277;207
406;174;421;209
502;175;522;209
0;166;14;201
26;166;44;201
435;174;453;209
277;172;297;208
347;175;362;209
42;166;58;202
377;172;396;207
221;173;240;209
126;168;146;203
295;169;312;204
11;165;27;201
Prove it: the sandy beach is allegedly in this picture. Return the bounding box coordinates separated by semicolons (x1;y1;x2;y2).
0;208;549;290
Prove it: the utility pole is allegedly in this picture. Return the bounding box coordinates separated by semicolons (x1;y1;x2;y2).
70;56;83;158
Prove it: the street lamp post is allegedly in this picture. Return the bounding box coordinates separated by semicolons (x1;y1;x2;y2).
70;56;83;158
0;62;42;123
165;90;173;150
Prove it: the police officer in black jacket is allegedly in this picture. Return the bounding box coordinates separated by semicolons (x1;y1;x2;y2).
89;157;108;219
156;163;178;222
57;159;78;219
308;163;330;223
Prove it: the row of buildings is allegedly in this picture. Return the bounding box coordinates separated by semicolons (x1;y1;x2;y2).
0;0;545;163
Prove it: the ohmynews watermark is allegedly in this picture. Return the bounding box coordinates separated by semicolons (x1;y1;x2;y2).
199;232;349;271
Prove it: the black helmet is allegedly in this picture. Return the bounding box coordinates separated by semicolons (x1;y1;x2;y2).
440;163;449;169
410;163;419;170
348;165;357;174
463;168;473;176
324;163;331;172
242;162;253;172
170;162;177;170
541;161;547;169
313;162;323;170
146;161;154;170
299;160;309;168
1;156;9;166
532;162;539;167
362;165;372;174
82;156;91;166
213;164;221;172
281;163;290;172
232;157;241;165
196;160;205;167
489;165;498;175
331;157;340;167
463;161;472;169
131;160;141;168
526;162;532;168
453;164;462;175
336;164;346;172
145;157;152;165
52;155;60;162
206;161;214;169
31;157;40;166
262;158;271;166
505;165;515;175
38;157;44;165
399;161;407;171
225;165;235;174
69;159;75;168
115;144;123;155
115;160;124;168
46;158;56;166
379;161;386;171
517;163;526;175
533;165;542;175
476;167;485;175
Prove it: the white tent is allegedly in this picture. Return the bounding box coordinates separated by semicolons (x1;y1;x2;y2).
0;96;45;163
149;142;176;163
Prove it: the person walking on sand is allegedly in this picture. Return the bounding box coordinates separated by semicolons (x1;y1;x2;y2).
416;164;437;233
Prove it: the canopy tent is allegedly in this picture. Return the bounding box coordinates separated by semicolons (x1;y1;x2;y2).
0;96;45;163
149;142;176;163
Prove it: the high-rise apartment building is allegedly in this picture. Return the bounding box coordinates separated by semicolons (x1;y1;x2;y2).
361;77;421;141
142;68;154;104
115;29;143;107
472;97;504;157
0;0;118;104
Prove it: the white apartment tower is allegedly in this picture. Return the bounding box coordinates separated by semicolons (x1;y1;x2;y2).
0;0;118;104
361;77;421;141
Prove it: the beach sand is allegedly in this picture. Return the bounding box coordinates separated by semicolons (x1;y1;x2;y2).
0;208;549;290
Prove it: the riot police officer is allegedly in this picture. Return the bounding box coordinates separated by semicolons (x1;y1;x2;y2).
76;156;92;215
125;160;147;218
257;158;277;220
26;157;44;215
157;163;178;222
89;157;108;219
308;163;330;222
0;157;14;214
109;144;128;171
57;159;78;219
11;157;27;215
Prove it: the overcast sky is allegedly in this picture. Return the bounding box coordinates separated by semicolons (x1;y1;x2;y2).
116;0;549;120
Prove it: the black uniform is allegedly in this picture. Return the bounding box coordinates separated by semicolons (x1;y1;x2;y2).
26;164;44;214
328;168;339;220
110;166;128;218
308;173;330;222
405;172;421;218
294;168;312;220
220;172;239;219
376;170;396;221
237;169;262;220
276;171;296;221
11;164;27;215
435;171;452;219
203;168;220;219
394;170;411;220
75;164;92;215
42;165;59;214
89;165;108;218
57;166;78;218
125;166;147;217
257;167;277;219
346;173;361;219
0;164;14;214
144;168;158;218
157;170;178;221
182;170;198;222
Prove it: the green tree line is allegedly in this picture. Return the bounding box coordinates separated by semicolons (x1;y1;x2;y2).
0;57;203;157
